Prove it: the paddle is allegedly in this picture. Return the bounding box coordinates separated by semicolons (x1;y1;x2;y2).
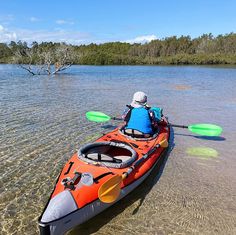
170;123;222;136
98;139;168;203
86;111;122;122
86;111;222;136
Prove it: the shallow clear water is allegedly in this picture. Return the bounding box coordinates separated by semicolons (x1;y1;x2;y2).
0;65;236;235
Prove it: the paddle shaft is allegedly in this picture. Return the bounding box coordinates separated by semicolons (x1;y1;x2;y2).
168;123;188;129
110;116;187;128
111;116;188;128
87;112;189;130
111;119;213;133
87;112;222;136
112;117;123;121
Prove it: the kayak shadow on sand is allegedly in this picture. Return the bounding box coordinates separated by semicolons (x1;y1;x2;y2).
69;128;175;235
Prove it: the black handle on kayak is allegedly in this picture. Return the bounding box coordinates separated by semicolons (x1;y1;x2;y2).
70;172;81;184
64;161;74;175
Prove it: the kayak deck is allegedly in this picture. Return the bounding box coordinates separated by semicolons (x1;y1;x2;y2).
38;124;170;235
51;126;169;209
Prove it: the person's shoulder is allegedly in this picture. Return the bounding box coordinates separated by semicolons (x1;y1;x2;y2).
145;105;151;110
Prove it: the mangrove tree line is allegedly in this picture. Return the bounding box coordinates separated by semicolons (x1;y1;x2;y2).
0;33;236;66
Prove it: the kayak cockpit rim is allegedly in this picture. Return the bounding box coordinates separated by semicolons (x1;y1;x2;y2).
78;141;138;168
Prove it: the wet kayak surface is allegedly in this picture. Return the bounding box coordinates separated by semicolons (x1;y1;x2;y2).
0;65;236;234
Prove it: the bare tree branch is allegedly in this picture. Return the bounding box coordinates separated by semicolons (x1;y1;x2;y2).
12;48;37;75
13;44;76;75
18;64;36;75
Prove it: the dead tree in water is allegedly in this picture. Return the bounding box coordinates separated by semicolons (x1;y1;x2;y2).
13;44;76;75
13;48;37;75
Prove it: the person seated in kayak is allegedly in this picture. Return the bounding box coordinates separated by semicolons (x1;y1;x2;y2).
121;91;161;137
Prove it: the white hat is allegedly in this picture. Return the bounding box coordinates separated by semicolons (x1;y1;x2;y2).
131;91;147;108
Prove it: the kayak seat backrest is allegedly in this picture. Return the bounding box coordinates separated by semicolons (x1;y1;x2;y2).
113;155;132;162
78;141;137;168
123;128;160;139
124;128;152;138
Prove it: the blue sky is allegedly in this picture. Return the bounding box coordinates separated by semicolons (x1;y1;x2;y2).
0;0;235;44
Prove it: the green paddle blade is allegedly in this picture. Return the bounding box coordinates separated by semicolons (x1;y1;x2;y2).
188;124;222;136
86;111;111;122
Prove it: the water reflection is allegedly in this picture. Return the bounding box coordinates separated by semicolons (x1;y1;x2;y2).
173;84;192;90
186;147;218;159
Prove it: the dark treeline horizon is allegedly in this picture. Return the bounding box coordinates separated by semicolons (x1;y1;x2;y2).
0;32;236;65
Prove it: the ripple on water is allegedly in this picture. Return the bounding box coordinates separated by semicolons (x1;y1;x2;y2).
173;84;192;90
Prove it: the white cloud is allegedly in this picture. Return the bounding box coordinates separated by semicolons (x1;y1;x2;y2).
56;19;74;25
125;35;157;44
0;14;14;23
30;17;40;22
0;24;17;42
0;26;91;44
0;25;158;45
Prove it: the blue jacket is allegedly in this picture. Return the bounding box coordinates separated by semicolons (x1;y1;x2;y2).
125;107;153;134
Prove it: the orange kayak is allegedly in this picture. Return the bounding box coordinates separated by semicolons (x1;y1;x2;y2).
38;125;170;235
